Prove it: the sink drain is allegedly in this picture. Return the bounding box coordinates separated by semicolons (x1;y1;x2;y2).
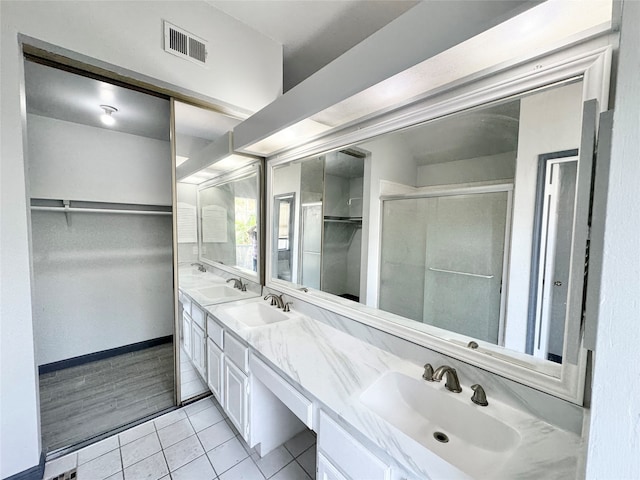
433;431;449;443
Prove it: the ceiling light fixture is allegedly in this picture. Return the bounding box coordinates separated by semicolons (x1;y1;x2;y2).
100;105;118;126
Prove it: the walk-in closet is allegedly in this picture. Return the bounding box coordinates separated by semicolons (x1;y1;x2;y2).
25;59;176;453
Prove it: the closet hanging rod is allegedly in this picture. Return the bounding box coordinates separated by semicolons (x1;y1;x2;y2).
30;206;172;216
428;267;494;279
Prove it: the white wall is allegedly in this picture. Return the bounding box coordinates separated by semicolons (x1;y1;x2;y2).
28;115;172;205
586;0;640;477
0;2;281;477
416;152;516;187
503;82;583;352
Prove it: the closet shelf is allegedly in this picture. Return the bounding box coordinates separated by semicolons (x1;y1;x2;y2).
30;199;172;225
30;206;172;216
323;215;362;225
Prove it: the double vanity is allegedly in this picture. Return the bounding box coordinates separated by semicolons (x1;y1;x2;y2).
178;266;583;480
173;24;615;479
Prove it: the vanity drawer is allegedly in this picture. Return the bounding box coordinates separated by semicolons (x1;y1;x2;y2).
207;315;224;349
191;303;205;330
319;411;391;480
224;333;249;373
250;355;313;429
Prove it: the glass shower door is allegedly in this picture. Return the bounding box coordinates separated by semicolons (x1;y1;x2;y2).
422;192;509;343
380;189;510;344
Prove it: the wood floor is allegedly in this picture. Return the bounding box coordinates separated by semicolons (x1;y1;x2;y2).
39;343;175;452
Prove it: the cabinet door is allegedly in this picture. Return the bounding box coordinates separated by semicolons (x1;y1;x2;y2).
183;313;192;358
318;453;348;480
191;322;206;378
224;359;249;440
207;338;224;404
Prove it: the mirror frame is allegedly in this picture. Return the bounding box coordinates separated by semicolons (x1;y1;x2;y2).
197;160;265;284
265;39;612;404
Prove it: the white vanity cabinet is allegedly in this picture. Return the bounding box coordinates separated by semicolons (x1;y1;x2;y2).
317;453;349;480
318;411;392;480
206;338;224;404
205;313;250;440
191;322;207;378
224;355;250;439
182;311;192;359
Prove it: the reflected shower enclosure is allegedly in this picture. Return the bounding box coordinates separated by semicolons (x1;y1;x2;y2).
380;188;511;344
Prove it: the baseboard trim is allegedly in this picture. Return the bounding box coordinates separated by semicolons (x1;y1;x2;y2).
38;336;173;375
4;451;45;480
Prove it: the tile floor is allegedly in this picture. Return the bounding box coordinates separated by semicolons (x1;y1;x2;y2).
43;396;317;480
39;343;175;452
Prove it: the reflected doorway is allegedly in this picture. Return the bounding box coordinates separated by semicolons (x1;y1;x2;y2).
529;150;579;363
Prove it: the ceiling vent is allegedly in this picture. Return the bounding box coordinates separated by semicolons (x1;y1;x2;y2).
163;21;208;65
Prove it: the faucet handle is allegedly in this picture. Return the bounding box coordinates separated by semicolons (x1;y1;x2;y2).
422;363;435;381
470;384;488;406
283;301;293;312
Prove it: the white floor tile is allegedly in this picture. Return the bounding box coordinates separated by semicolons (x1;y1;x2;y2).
188;405;224;432
104;471;124;480
163;435;205;472
153;409;186;431
271;461;312;480
157;418;194;449
297;445;316;479
123;451;168;480
284;430;316;458
197;420;236;452
252;445;293;478
77;449;122;480
43;452;77;480
170;454;216;480
183;397;215;417
219;457;265;480
119;421;156;446
78;435;119;465
121;432;161;468
206;436;249;475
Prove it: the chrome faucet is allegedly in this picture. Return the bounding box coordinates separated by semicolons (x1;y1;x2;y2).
226;277;247;291
191;262;206;272
264;293;285;308
432;365;462;393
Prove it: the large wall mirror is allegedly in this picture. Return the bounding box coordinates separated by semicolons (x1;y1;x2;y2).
174;100;262;403
198;163;261;276
266;44;611;403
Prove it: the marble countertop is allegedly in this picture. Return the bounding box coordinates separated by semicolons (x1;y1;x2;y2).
205;296;583;479
178;266;260;306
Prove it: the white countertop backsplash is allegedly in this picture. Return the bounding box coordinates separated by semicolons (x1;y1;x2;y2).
179;273;584;479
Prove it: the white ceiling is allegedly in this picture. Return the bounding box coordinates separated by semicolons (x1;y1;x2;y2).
206;0;418;91
361;99;520;166
25;60;172;141
25;60;243;144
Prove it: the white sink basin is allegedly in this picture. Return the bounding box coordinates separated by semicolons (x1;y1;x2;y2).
360;371;521;477
221;302;289;327
197;285;244;300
